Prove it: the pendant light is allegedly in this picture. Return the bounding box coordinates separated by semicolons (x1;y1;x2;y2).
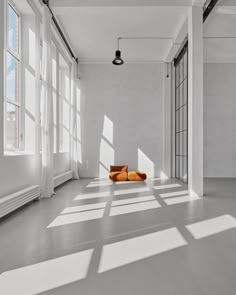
112;50;124;65
112;36;176;66
112;37;124;65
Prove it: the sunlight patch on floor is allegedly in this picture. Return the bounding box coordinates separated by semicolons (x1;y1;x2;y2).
159;190;189;199
0;249;93;295
186;215;236;239
113;187;150;196
98;227;187;273
164;195;200;205
112;195;156;206
74;192;110;200
154;184;182;190
61;202;107;214
110;200;161;216
47;209;105;228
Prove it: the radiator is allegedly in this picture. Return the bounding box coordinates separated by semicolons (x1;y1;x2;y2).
54;171;73;188
0;185;40;218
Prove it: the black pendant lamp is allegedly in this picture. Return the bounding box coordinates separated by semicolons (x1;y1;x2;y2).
112;38;124;65
112;50;124;65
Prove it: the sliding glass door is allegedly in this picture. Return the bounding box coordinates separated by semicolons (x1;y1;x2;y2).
175;45;188;183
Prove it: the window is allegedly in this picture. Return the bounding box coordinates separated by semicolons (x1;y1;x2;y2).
59;53;70;152
52;42;58;153
5;3;21;150
175;45;188;183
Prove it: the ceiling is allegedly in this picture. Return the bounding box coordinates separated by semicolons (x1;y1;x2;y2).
51;0;236;63
204;0;236;63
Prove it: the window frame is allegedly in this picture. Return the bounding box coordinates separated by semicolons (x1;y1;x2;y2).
4;0;22;152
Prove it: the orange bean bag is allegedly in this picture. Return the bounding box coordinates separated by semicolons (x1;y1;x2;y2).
110;165;128;173
109;171;128;181
109;165;128;181
128;171;147;181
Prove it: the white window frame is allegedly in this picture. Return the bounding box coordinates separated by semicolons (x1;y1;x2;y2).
4;0;22;152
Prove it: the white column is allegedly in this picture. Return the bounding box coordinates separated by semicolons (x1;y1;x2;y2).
162;63;172;179
188;6;204;197
0;0;5;155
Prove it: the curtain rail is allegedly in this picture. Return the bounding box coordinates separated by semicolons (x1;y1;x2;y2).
41;0;78;64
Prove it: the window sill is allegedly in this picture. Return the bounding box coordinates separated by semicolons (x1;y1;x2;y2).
4;150;35;156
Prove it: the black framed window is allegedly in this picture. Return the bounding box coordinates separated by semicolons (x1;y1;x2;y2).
175;46;188;183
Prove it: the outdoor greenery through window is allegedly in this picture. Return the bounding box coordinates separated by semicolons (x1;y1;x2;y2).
5;2;20;150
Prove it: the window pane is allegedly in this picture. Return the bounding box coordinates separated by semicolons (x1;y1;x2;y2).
175;65;180;87
175;47;188;184
183;80;187;106
176;86;180;110
5;103;19;149
179;83;183;108
53;91;57;153
52;43;57;153
8;5;19;53
184;52;188;79
6;52;19;103
176;157;179;178
59;53;70;152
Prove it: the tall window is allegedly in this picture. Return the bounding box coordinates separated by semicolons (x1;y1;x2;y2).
59;53;70;153
5;3;20;150
175;45;188;183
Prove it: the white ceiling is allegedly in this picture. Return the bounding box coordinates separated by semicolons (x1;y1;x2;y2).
52;1;193;62
51;0;236;63
204;0;236;63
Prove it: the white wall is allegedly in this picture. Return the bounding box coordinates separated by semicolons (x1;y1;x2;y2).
78;63;165;178
204;63;236;177
0;1;71;198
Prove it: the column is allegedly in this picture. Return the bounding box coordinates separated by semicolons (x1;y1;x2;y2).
188;5;204;197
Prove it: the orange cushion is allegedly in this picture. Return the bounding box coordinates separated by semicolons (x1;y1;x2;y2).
128;171;147;181
109;171;128;181
110;165;128;172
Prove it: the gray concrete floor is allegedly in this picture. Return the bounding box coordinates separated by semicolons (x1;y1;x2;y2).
0;178;236;295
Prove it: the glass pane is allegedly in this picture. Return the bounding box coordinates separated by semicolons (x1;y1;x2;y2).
6;52;19;103
183;80;187;106
52;43;57;90
175;65;180;87
183;104;187;130
175;48;188;183
5;103;19;149
179;59;184;82
176;133;180;155
176;157;179;178
59;53;70;152
179;83;183;108
8;5;19;53
184;52;188;79
179;108;183;132
176;86;180;110
182;157;188;182
176;110;179;133
53;91;57;153
183;131;187;156
180;156;183;179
